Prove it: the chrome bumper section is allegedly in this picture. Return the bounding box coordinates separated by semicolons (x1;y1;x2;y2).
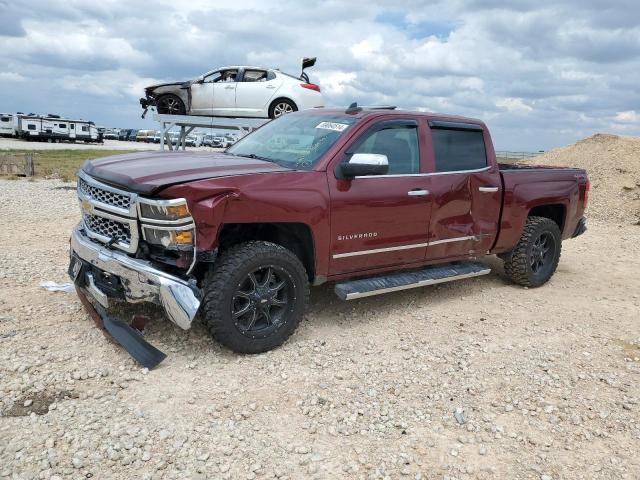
70;225;200;329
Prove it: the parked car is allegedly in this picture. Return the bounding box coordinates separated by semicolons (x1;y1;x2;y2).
118;129;131;141
135;129;155;142
140;57;323;119
202;133;214;147
127;129;139;141
69;105;589;366
185;135;200;147
103;130;118;140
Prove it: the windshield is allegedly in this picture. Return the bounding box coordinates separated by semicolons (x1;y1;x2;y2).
227;113;355;170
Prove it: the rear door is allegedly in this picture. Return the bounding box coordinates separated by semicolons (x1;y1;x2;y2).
328;118;432;274
423;121;502;260
235;69;282;116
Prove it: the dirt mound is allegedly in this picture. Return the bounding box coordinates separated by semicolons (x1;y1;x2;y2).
528;133;640;224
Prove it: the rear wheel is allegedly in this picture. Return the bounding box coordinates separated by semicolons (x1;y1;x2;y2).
268;99;297;119
156;94;186;115
503;216;562;287
200;241;309;353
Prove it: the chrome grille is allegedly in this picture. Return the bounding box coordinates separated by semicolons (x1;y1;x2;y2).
78;176;131;210
83;213;131;245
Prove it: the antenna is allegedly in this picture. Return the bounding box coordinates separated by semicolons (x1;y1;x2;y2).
345;102;362;114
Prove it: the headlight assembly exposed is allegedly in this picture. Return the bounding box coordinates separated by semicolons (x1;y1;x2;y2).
143;226;194;251
137;197;195;251
138;198;191;222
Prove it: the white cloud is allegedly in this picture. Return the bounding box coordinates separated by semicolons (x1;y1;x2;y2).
0;72;25;81
614;110;639;123
496;97;533;112
0;0;639;149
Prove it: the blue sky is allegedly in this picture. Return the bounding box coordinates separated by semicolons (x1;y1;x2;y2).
1;0;639;150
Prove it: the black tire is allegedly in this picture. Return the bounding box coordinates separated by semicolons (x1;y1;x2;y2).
503;216;562;287
268;99;297;119
156;94;186;115
200;241;309;353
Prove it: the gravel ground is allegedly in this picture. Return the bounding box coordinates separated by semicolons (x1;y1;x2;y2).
0;179;639;480
531;134;640;225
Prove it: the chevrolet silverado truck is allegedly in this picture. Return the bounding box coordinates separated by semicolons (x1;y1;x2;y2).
69;104;589;365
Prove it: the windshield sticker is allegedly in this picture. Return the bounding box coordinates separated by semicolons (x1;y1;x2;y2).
316;121;349;132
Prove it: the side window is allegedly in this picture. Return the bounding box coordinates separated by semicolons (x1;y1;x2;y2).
350;124;420;175
431;127;487;172
59;123;67;128
70;124;74;129
243;70;268;82
1;117;9;122
82;125;89;132
28;124;36;130
212;69;238;83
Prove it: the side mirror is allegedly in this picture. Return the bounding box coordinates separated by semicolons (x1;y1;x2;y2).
339;153;389;179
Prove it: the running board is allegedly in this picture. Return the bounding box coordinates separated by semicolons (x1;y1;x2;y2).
334;262;491;300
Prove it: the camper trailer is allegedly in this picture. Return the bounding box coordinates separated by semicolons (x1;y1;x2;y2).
0;113;17;137
18;114;70;142
16;114;101;143
67;119;101;143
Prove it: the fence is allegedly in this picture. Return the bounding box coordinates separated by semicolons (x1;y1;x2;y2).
495;151;542;163
0;152;34;176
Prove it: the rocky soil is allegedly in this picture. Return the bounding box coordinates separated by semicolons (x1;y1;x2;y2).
530;133;640;225
1;176;639;480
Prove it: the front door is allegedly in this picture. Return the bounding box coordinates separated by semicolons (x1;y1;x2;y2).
328;119;432;275
211;69;238;115
190;73;215;114
424;122;502;260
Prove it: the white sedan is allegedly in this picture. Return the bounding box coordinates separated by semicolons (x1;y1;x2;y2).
141;58;324;119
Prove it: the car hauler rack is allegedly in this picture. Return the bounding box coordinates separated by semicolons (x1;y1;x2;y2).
152;113;269;151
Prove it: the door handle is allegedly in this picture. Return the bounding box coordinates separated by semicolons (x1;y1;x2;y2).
224;85;235;90
266;85;276;89
408;189;429;197
478;186;499;193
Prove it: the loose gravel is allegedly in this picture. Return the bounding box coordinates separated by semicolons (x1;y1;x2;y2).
1;178;639;479
530;133;640;225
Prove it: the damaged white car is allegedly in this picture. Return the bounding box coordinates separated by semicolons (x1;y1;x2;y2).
141;58;323;119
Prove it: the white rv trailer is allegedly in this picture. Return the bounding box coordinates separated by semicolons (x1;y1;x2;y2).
0;113;18;137
17;114;101;143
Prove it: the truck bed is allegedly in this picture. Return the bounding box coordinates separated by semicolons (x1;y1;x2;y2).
492;163;589;253
498;162;582;171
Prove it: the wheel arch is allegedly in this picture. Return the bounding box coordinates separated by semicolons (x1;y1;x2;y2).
268;96;298;112
528;203;566;232
216;222;315;282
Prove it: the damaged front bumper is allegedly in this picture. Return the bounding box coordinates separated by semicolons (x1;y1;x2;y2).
139;96;155;118
69;224;200;330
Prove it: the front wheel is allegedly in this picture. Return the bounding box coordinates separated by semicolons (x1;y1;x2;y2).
268;99;297;119
503;216;562;287
156;94;186;115
200;241;309;353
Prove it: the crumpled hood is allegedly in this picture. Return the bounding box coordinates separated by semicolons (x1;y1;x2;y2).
145;81;185;91
82;151;291;195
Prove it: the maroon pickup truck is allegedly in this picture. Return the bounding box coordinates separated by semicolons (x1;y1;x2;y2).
69;105;588;365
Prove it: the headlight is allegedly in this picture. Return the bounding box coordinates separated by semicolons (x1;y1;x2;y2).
143;226;194;251
138;198;191;222
138;197;195;251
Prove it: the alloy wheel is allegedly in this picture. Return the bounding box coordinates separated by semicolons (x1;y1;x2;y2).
231;265;294;338
530;232;555;274
158;97;182;115
273;102;294;117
